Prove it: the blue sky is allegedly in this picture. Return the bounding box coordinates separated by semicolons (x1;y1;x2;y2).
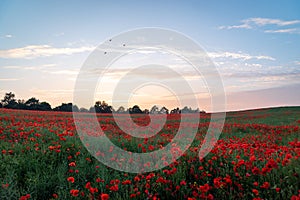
0;0;300;111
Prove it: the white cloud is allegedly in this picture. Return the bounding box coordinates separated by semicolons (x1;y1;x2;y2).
0;34;13;39
0;45;95;59
247;18;300;26
264;28;298;33
245;63;262;68
0;78;19;81
2;63;56;70
219;23;252;30
1;63;78;78
45;69;79;75
29;88;74;95
219;17;300;33
54;32;65;37
208;51;275;61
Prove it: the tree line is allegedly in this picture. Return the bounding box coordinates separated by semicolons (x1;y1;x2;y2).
0;92;205;114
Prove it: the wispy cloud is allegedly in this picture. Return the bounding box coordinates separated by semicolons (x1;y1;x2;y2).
219;24;251;30
44;69;79;75
2;63;79;78
54;32;65;37
216;58;300;93
0;78;20;81
264;28;298;33
208;51;275;61
29;88;74;95
2;63;57;70
0;45;95;59
219;17;300;33
246;18;300;26
0;34;13;39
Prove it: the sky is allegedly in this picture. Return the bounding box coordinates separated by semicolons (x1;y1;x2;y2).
0;0;300;111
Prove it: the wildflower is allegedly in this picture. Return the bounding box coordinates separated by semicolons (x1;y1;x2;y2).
89;187;98;194
250;155;256;161
85;182;91;189
199;184;210;193
252;189;259;196
109;184;119;192
148;145;155;151
134;176;140;182
207;194;214;200
180;180;187;186
213;177;224;188
19;194;30;200
70;189;79;197
122;180;132;185
67;177;75;183
252;167;260;175
96;178;104;183
224;175;232;185
260;182;270;189
253;182;259;187
291;195;300;200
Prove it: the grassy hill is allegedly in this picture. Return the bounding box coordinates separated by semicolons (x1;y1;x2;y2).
224;106;300;126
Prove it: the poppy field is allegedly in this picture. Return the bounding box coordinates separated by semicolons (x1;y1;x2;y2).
0;107;300;200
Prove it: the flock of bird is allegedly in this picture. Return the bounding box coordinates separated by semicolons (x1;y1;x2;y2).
104;39;126;54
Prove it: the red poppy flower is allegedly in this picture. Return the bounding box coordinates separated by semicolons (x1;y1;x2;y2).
100;193;109;200
67;177;75;183
252;189;259;196
70;189;79;197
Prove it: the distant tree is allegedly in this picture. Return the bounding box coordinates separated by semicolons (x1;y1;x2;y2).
25;97;39;110
181;106;192;113
1;92;15;105
73;104;79;112
5;100;18;109
129;105;143;114
1;92;17;108
38;102;52;111
0;93;53;111
89;106;95;112
17;99;26;110
170;107;180;114
150;105;159;114
54;103;78;112
79;107;89;112
116;106;126;113
94;101;113;113
94;101;101;113
1;91;204;115
159;106;169;114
